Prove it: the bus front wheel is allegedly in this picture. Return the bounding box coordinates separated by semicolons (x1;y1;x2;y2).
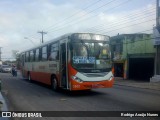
51;77;58;91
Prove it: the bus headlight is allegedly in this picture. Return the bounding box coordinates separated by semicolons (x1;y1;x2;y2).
71;76;83;83
109;76;113;81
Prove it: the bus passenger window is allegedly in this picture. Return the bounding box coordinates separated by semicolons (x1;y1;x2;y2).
49;51;59;60
42;46;47;61
30;50;34;62
25;52;29;62
49;43;59;61
35;49;39;61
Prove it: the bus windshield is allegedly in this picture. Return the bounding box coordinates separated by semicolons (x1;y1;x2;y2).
71;41;112;73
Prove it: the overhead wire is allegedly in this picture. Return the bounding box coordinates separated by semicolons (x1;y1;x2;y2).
26;0;155;43
85;7;156;32
46;0;120;33
46;0;130;32
27;0;103;39
103;18;155;35
87;12;155;33
44;0;103;31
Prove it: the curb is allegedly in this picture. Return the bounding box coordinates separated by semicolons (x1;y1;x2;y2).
0;81;11;120
0;80;8;111
114;82;160;91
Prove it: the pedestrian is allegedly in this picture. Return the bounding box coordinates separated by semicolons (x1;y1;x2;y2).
12;65;17;77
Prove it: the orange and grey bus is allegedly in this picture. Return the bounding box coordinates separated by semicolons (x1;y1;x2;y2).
19;33;114;91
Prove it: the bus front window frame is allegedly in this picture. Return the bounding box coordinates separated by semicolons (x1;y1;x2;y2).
70;40;112;73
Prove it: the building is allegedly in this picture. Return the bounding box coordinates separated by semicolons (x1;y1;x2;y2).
110;34;155;81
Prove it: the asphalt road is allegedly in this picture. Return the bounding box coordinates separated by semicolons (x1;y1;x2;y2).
0;72;160;120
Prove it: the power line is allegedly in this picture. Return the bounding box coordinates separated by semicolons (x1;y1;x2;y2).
45;0;116;32
85;7;156;32
131;29;153;34
102;18;155;34
44;0;103;31
28;0;103;39
47;0;155;35
48;14;155;36
46;0;120;33
87;13;155;33
28;0;152;40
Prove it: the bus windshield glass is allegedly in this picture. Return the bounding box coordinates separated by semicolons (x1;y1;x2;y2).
71;41;111;72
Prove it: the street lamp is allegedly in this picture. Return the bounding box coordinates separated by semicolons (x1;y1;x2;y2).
24;37;36;46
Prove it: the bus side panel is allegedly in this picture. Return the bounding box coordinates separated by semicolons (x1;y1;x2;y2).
21;61;59;86
30;71;51;85
22;69;60;86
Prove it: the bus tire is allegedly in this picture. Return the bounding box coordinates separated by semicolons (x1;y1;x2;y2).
51;77;58;91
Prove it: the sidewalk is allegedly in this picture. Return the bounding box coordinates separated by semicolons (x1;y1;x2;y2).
114;77;160;91
0;79;8;112
0;93;11;120
0;80;10;120
0;92;8;111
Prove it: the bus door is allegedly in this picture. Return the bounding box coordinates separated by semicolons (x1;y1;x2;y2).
60;43;68;89
21;54;25;77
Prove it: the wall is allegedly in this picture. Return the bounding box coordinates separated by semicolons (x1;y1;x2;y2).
111;34;156;79
122;34;155;59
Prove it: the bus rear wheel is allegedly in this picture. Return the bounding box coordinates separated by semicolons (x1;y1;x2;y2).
51;77;58;91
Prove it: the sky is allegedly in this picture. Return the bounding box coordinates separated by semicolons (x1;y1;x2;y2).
0;0;156;61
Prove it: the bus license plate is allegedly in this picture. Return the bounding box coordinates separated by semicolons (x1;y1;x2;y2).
92;84;104;88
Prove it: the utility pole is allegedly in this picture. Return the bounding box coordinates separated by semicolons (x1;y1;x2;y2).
152;0;160;81
0;47;2;61
156;0;159;27
37;31;47;43
156;0;159;75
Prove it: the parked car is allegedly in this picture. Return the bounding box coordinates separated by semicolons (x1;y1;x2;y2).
0;65;12;73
